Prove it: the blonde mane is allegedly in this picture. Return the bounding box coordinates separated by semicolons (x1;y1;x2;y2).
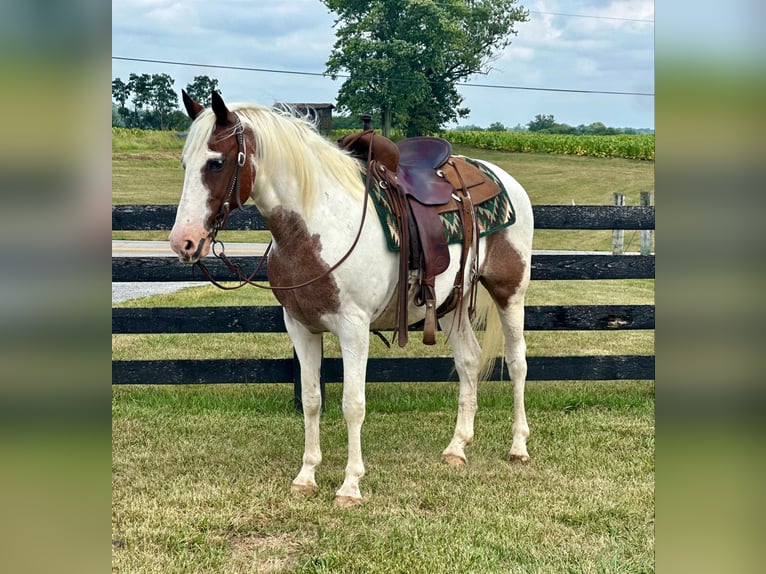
182;103;365;216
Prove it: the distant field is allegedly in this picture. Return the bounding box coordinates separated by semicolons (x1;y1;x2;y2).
443;130;654;160
111;129;654;252
112;126;654;159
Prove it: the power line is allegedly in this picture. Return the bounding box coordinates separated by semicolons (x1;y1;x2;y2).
114;56;329;78
112;56;654;97
528;10;653;23
457;80;652;97
422;1;654;23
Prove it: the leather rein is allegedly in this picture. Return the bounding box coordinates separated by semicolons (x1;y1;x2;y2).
194;119;373;292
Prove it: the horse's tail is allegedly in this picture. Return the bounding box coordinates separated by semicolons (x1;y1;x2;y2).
472;285;504;381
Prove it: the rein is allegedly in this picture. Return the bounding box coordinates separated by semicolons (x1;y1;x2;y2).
194;123;374;292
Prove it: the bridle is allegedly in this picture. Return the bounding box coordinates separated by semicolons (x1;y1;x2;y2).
194;119;373;292
209;117;247;239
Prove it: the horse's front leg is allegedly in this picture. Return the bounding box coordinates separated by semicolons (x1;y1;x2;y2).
334;321;370;507
284;312;324;495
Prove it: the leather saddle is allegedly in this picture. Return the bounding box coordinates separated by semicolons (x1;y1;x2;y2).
339;131;502;346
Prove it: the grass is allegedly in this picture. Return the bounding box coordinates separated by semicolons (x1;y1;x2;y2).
113;132;654;573
113;381;654;574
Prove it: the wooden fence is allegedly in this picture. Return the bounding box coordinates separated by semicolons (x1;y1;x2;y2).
112;203;655;395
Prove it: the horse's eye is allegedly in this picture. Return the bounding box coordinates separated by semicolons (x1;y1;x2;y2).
206;158;224;172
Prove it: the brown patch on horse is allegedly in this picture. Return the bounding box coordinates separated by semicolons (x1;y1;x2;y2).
265;208;341;332
201;124;257;229
479;232;526;309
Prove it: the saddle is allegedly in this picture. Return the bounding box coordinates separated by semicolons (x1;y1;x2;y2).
339;131;502;346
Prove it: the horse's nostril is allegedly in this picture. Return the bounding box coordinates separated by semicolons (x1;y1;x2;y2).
184;239;195;252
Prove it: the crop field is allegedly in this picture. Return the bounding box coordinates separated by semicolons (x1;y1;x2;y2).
330;128;654;160
441;131;654;160
112;128;654;573
113;126;654;160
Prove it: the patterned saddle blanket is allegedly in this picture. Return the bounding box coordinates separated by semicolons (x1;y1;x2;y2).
366;155;516;252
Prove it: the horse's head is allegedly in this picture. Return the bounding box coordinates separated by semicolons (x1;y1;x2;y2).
169;91;256;263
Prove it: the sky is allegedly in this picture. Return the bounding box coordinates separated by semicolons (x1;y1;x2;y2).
112;0;655;130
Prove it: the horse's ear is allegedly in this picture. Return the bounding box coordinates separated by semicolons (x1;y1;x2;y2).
182;90;204;120
211;90;230;126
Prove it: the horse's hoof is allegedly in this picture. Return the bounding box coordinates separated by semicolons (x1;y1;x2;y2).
508;453;531;464
291;483;317;496
442;454;466;467
334;495;362;508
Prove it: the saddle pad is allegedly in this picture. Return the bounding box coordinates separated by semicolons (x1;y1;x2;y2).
365;156;516;252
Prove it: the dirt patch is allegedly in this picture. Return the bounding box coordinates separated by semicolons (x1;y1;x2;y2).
113;152;181;161
228;533;303;573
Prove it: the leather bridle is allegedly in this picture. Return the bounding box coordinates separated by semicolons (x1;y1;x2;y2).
194;119;372;292
209;117;247;240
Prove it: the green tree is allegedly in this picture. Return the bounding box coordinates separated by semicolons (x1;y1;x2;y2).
112;103;125;127
112;77;131;125
149;73;178;130
166;110;192;131
185;75;220;107
324;0;528;137
455;124;484;131
582;121;619;135
487;121;507;132
128;73;152;127
527;113;556;132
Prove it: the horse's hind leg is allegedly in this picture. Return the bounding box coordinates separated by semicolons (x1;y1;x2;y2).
439;308;481;466
481;231;531;463
498;296;531;463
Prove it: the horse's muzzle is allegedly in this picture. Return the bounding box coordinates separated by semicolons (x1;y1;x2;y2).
170;231;209;263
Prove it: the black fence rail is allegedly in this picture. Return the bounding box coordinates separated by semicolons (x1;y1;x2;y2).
112;204;655;386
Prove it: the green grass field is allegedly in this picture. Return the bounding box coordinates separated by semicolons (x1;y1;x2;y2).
113;381;654;573
112;130;654;573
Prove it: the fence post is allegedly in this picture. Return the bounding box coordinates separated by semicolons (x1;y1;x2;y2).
612;193;625;255
640;191;654;255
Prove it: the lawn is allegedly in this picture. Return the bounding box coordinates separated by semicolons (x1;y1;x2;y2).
113;381;654;574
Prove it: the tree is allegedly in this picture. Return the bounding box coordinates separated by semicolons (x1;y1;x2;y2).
112;103;125;127
324;0;528;137
128;73;152;127
150;73;178;130
112;77;131;125
185;75;220;107
527;114;556;132
455;124;484;131
487;121;507;132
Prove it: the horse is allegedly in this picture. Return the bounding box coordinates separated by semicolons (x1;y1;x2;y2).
169;90;534;507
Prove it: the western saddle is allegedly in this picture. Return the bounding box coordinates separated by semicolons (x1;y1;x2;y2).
339;130;502;346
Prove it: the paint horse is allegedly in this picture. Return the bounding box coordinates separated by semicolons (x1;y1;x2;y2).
170;91;534;507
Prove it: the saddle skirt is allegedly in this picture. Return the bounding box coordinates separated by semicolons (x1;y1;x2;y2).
340;131;516;346
367;154;516;252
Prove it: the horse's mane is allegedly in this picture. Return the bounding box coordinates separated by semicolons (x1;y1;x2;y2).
183;103;365;216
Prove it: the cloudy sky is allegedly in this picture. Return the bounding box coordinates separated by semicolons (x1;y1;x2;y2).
112;0;654;129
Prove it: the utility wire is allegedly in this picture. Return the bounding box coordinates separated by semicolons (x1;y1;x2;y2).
112;56;654;97
412;1;654;23
529;10;653;23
